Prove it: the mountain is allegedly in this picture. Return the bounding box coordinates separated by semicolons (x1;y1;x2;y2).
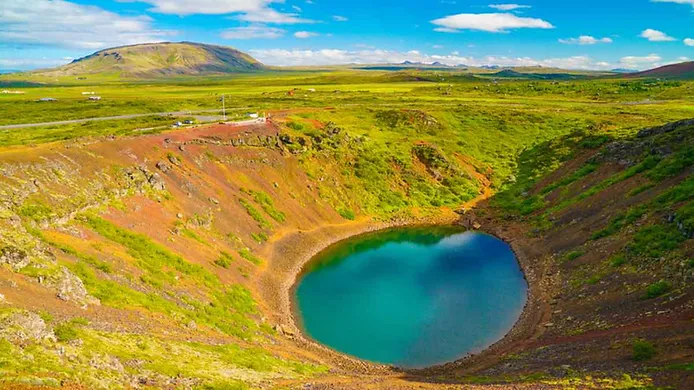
34;42;264;78
611;68;638;74
629;61;694;79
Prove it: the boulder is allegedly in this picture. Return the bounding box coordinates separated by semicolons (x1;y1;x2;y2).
155;160;171;173
148;173;166;191
0;311;55;344
0;246;30;270
56;267;100;308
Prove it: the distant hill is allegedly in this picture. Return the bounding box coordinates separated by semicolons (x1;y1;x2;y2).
33;42;265;78
629;61;694;79
487;69;589;80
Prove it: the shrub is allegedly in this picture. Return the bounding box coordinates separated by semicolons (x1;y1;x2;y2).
214;252;234;269
565;250;584;261
610;255;626;267
251;232;268;243
54;318;88;342
337;207;356;220
644;280;671;299
632;339;656;361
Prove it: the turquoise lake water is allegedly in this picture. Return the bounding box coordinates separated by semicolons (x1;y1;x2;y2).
294;227;528;368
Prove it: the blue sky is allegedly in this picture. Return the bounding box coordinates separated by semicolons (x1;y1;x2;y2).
1;0;693;71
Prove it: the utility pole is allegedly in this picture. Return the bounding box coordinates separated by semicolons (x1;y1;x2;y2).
222;94;226;121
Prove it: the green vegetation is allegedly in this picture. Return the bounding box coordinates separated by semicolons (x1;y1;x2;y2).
644;281;672;299
55;318;89;342
0;116;177;147
338;207;356;220
632;340;657;361
564;250;585;262
239;199;272;230
250;232;268;243
0;308;325;389
2;67;694;389
214;252;235;269
238;249;262;265
242;189;286;222
79;214;217;288
630;224;686;259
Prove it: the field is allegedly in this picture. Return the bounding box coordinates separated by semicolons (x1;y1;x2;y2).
0;69;693;389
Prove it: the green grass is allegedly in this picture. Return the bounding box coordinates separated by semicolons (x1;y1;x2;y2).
2;70;694;388
242;189;286;223
239;199;272;230
629;224;686;259
17;202;55;223
0;116;174;147
79;214;218;289
540;162;599;196
54;318;89;342
592;205;648;240
238;249;262;265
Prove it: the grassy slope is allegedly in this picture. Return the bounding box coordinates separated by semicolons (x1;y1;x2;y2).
25;42;264;79
0;70;693;388
481;120;694;387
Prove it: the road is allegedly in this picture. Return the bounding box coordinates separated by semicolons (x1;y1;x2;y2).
0;109;250;130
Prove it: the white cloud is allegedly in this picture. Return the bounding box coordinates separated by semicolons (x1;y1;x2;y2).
333;15;349;22
294;31;319;38
679;56;691;61
559;35;613;45
619;54;662;69
489;4;531;11
640;29;676;42
220;26;285;39
249;48;617;70
0;0;173;49
122;0;271;15
236;9;315;24
651;0;694;6
431;13;553;33
0;57;72;70
684;38;694;46
125;0;313;24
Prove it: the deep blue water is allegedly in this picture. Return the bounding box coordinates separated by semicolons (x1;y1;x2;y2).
294;227;527;368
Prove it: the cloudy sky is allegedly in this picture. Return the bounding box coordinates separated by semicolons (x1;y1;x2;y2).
1;0;693;71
